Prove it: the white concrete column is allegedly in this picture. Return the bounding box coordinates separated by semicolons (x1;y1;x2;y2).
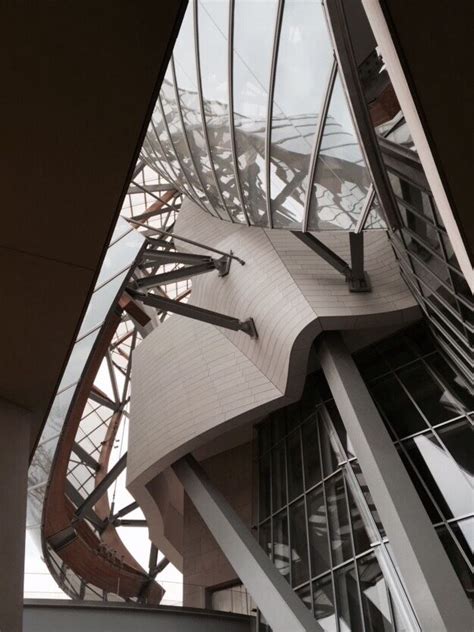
172;455;323;632
318;332;471;631
0;399;31;632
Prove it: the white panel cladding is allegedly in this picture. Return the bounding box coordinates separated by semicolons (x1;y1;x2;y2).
128;198;418;493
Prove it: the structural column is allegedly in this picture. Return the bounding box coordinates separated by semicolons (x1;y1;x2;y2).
172;455;322;632
318;332;471;632
0;399;31;632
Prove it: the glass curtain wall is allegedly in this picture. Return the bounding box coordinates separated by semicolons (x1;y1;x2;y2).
355;322;473;603
256;378;417;631
339;0;473;382
142;0;386;232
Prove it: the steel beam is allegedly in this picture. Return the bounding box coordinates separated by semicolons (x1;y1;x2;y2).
318;332;471;632
172;455;323;632
348;232;371;291
128;289;258;338
65;480;104;529
73;453;127;523
71;441;100;472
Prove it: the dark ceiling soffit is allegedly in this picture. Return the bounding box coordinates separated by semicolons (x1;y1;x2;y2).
29;0;189;462
379;0;473;266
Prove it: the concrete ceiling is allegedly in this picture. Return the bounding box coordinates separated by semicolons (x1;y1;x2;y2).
381;0;474;265
0;1;186;455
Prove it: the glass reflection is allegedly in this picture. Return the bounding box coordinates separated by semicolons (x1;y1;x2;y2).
273;510;290;580
326;474;352;566
308;74;373;231
313;574;338;631
289;499;310;586
335;563;364;632
358;554;395;632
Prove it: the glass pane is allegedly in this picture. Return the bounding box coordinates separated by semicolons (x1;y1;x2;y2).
289;499;309;586
270;0;333;228
302;417;322;489
351;462;386;537
347;485;372;554
307;486;331;577
272;443;287;511
233;0;278;226
259;454;271;521
405;432;472;520
452;518;474;566
326;473;352;565
296;583;312;610
78;271;128;338
326;401;355;458
308;74;371;231
335;563;364;632
273;510;290;580
397;363;463;424
369;374;427;438
59;329;100;392
173;3;226;217
424;353;474;413
320;419;339;477
436;419;473;479
259;520;272;559
398;449;442;523
313;574;338;631
198;0;244;223
287;429;304;500
357;553;395;632
437;525;473;602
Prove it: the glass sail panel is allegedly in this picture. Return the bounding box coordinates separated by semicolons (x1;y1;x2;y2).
308;73;371;230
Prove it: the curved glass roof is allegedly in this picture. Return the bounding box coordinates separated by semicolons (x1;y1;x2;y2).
142;0;385;231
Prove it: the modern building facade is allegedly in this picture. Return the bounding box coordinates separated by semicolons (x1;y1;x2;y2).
3;1;472;631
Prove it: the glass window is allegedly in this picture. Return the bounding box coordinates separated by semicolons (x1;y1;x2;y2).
302;417;322;489
259;520;271;559
313;574;338;631
369;374;427;439
273;510;290;580
437;525;473;602
424;353;474;413
320;419;339;477
351;462;386;537
405;431;472;520
287;429;304;500
397;363;463;424
357;553;395;632
289;499;309;586
270;0;333;228
308;74;371;231
354;345;391;382
233;0;278;226
326;474;352;566
307;486;331;578
347;485;372;555
259;453;271;520
272;443;287;511
398;448;441;523
296;583;312;611
451;518;474;566
335;563;364;632
326;401;355;459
